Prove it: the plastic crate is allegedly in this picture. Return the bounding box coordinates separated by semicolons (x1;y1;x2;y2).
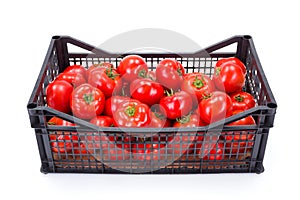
27;35;277;174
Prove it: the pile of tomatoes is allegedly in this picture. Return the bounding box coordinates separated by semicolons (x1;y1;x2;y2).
46;55;257;161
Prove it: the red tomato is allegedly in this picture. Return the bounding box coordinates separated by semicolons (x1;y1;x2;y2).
90;116;114;127
117;55;148;82
63;65;87;79
181;73;215;107
159;90;193;119
216;57;246;75
56;72;86;87
148;112;171;128
70;83;105;119
200;142;224;161
156;59;185;91
87;62;114;79
46;80;73;113
113;100;151;128
88;67;122;98
198;91;233;124
224;110;256;154
230;91;256;111
104;96;138;117
213;63;245;93
132;138;166;161
130;78;165;106
48;116;75;126
50;134;79;154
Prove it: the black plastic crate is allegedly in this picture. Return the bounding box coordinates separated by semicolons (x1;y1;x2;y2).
27;35;277;174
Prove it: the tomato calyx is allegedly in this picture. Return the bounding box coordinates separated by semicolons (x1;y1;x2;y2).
234;94;244;102
154;112;165;120
125;105;136;117
138;69;147;78
83;93;94;104
105;67;120;80
202;93;212;100
193;75;205;89
164;88;174;97
177;67;183;76
215;67;221;76
176;113;192;124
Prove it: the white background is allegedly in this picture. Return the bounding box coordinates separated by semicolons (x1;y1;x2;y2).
0;0;298;199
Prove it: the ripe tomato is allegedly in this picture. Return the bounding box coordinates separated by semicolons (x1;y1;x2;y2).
230;91;256;111
199;142;224;161
223;110;256;154
216;57;246;75
113;100;151;128
160;90;193;119
63;65;87;79
132;138;166;161
148;112;171;128
70;83;105;119
56;72;86;87
117;55;148;82
48;116;75;126
156;59;185;91
181;73;215;107
104;96;139;117
87;62;114;79
88;67;122;98
46;80;73;113
90;116;114;127
213;62;245;93
198;91;233;124
50;134;79;154
130;78;165;106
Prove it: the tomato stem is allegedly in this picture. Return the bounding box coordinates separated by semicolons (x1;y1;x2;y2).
176;113;191;124
193;75;205;88
125;105;136;117
164;88;174;96
215;67;221;76
234;94;244;102
177;68;183;76
105;67;119;80
202;93;212;100
138;69;147;78
83;93;94;104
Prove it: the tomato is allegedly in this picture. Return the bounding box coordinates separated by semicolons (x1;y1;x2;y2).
198;91;233;124
87;62;114;79
213;62;245;93
104;96;137;117
159;90;192;119
146;70;156;81
113;100;151;128
181;73;215;107
48;116;75;126
46;80;73;113
88;67;122;98
56;72;86;87
230;91;256;111
116;135;134;152
70;83;105;119
199;142;224;161
216;57;246;75
132;138;166;161
148;112;171;128
63;65;87;79
117;55;148;82
50;134;79;154
156;59;185;91
130;78;165;106
90;116;114;127
223;110;256;154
